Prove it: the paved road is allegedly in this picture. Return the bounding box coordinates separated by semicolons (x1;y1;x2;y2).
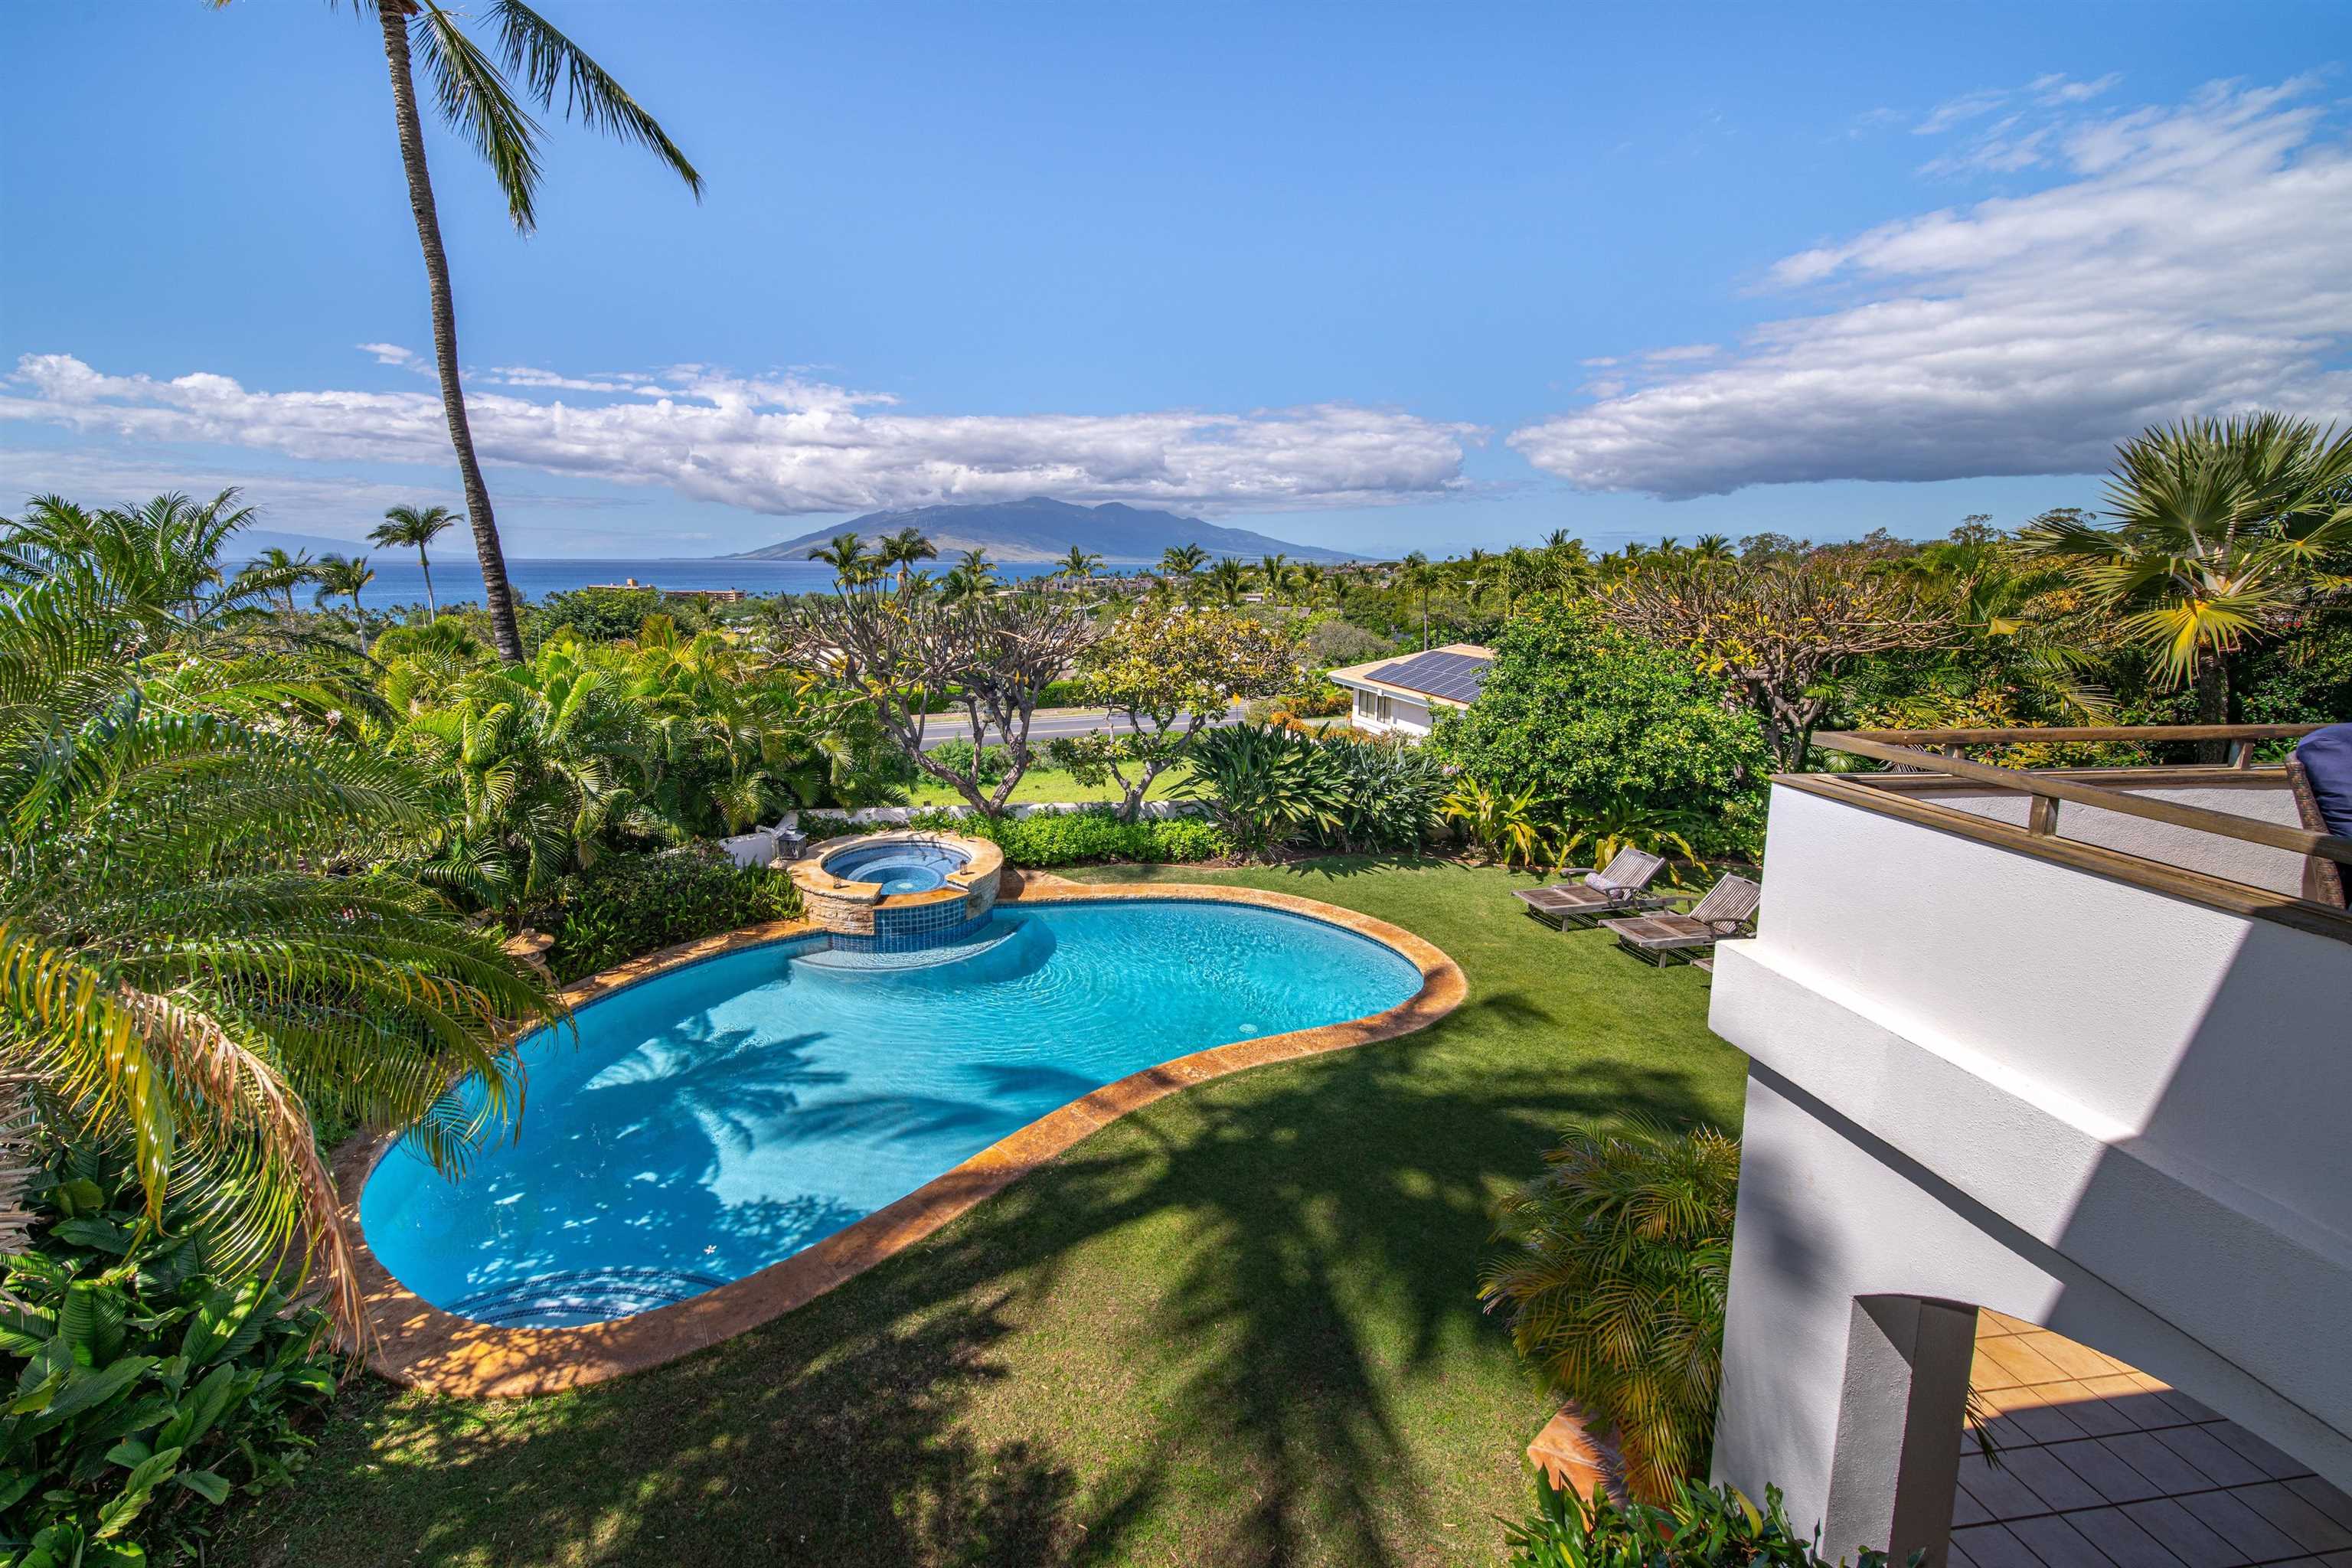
917;703;1244;750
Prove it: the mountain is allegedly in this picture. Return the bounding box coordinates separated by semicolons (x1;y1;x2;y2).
230;527;370;560
726;497;1366;565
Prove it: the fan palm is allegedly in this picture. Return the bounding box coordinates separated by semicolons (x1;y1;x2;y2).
370;503;459;617
0;501;557;1338
1480;1119;1740;1504
2019;413;2352;736
225;0;703;663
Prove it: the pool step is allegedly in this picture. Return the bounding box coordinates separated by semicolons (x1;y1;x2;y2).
446;1266;727;1327
795;922;1018;972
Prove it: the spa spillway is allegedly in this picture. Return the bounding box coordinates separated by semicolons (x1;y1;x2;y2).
787;830;1003;951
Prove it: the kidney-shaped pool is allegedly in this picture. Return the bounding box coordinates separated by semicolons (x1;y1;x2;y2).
360;899;1423;1327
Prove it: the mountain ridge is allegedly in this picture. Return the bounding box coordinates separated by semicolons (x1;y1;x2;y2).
726;497;1365;565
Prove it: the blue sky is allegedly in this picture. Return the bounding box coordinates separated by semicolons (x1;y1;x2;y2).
3;3;2346;558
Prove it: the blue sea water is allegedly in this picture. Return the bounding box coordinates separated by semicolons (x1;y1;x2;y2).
337;556;1084;611
358;900;1421;1326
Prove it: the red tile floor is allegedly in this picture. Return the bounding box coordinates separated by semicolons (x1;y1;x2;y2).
1954;1312;2352;1566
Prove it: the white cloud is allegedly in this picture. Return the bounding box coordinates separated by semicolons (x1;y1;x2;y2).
1642;344;1720;364
1;358;1481;517
1510;78;2352;499
1915;87;2014;136
357;341;432;375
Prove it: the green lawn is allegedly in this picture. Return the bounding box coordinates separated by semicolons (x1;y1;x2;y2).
226;859;1746;1568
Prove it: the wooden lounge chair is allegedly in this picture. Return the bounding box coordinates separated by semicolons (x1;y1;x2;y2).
1511;848;1671;929
1601;874;1762;966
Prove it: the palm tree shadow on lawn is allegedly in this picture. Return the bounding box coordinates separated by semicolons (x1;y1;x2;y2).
231;999;1722;1568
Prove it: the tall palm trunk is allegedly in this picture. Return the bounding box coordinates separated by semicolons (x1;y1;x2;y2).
416;544;437;618
377;3;524;663
2194;655;2231;763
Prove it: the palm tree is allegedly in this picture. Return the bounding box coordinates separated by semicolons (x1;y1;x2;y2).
1480;1119;1740;1503
1207;557;1250;607
242;1;704;664
1161;542;1208;580
1397;550;1439;650
1692;533;1735;564
877;526;938;592
313;552;376;619
0;495;556;1334
1295;560;1326;606
370;503;459;617
807;531;873;592
1058;545;1102;586
942;547;997;603
2021;413;2352;740
247;544;317;612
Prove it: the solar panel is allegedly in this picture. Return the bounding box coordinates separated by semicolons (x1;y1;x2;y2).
1364;650;1491;704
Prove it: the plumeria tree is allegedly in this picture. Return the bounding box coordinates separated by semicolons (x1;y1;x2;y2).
1603;551;1953;770
783;590;1097;815
1063;606;1302;819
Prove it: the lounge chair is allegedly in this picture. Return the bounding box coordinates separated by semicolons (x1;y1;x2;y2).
1511;848;1671;929
1601;874;1762;967
2288;723;2352;908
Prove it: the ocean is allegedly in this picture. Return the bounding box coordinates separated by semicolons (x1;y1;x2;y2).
329;556;1082;612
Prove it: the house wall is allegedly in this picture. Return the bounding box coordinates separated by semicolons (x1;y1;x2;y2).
1707;782;2352;1553
1346;685;1437;738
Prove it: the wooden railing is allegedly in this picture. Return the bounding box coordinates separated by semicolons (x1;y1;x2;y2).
1812;725;2352;874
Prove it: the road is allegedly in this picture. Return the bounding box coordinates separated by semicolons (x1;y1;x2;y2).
916;704;1245;750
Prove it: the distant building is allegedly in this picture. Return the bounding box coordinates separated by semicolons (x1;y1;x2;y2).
586;577;746;603
1325;643;1493;739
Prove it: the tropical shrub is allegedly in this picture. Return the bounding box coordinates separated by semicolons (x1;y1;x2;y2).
1172;724;1347;859
794;809;1227;868
531;585;665;645
1504;1472;1919;1566
923;739;1016;786
1442;779;1552;868
1300;616;1393;668
0;1148;338;1567
1481;1120;1740;1503
527;844;802;982
1313;735;1448;854
1431;600;1769;861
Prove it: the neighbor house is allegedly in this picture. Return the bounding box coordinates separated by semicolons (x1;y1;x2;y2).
1704;724;2352;1566
1326;643;1492;739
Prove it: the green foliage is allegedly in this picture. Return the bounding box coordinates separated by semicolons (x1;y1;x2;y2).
527;844;803;983
1171;724;1348;859
532;586;666;645
0;493;559;1334
1504;1472;1919;1566
797;810;1228;869
1432;600;1769;860
1442;779;1553;869
1314;735;1448;854
923;739;1017;786
1481;1120;1740;1504
0;1150;338;1567
2238;612;2352;728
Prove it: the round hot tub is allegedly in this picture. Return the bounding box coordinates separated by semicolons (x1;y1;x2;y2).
819;838;968;895
787;830;1004;950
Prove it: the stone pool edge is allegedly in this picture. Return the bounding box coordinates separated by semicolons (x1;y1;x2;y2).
333;880;1465;1398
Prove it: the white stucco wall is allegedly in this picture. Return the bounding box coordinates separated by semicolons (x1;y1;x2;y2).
1707;781;2352;1544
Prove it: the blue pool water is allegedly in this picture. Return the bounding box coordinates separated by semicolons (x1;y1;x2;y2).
359;900;1420;1326
822;840;970;895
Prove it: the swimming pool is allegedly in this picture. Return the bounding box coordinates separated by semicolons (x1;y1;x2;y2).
358;899;1423;1327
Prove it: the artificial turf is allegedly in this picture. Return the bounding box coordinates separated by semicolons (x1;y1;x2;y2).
224;858;1746;1568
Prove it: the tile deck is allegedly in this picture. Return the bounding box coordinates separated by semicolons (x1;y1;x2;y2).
1952;1312;2349;1566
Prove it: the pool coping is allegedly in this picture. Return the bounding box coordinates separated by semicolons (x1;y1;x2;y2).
332;878;1466;1397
